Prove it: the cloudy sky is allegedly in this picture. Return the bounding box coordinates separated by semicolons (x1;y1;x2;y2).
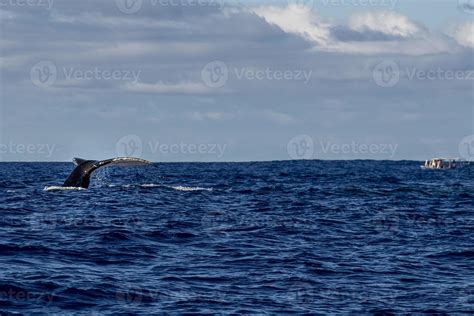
0;0;473;161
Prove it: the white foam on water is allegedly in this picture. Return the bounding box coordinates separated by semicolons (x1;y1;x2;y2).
43;186;86;192
141;183;161;188
169;185;213;192
43;184;212;192
140;183;212;191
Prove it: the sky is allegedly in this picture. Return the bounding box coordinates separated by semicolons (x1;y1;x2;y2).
0;0;473;162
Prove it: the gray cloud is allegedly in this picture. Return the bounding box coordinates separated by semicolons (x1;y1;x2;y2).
0;1;472;161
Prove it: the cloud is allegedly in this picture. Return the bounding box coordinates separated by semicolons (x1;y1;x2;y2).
1;2;472;161
252;4;332;46
262;110;296;125
348;11;421;38
454;22;474;48
50;11;190;29
251;5;460;55
123;81;211;94
187;111;236;121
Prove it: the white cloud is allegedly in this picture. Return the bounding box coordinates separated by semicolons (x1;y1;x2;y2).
331;34;456;55
187;111;236;121
454;22;474;48
50;11;189;29
252;4;332;46
348;11;421;38
262;110;296;125
90;41;209;59
123;81;211;94
251;5;458;55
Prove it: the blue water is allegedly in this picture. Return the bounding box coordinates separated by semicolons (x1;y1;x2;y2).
0;160;473;314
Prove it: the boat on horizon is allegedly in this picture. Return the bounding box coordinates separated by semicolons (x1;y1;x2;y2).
421;158;470;170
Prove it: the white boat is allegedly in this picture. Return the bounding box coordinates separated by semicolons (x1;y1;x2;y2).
421;158;470;170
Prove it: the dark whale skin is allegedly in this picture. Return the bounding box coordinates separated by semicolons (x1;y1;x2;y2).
62;157;151;189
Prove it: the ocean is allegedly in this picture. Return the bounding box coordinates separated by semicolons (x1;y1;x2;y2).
0;160;473;314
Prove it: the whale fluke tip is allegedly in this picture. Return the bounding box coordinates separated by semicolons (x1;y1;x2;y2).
72;158;88;166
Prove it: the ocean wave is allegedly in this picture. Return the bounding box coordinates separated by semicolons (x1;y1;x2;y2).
140;183;161;188
1;160;472;314
43;186;86;192
43;184;213;192
141;184;213;191
168;185;213;192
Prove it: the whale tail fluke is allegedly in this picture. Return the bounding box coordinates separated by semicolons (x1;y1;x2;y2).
63;157;151;189
72;158;89;166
